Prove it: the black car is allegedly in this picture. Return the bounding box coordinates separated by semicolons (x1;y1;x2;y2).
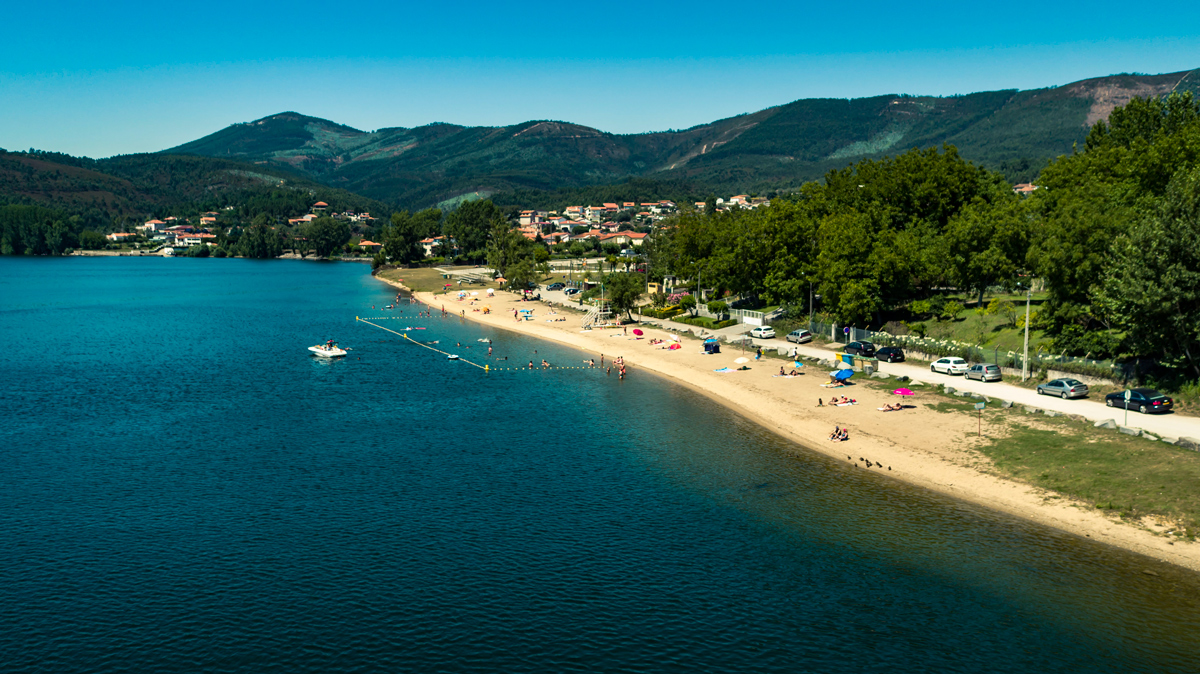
844;341;876;357
876;346;905;363
546;282;565;291
1105;388;1174;414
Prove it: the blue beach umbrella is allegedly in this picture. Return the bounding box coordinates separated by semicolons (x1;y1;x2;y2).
833;369;855;381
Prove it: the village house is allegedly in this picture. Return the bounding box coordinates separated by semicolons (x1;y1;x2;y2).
357;239;382;253
311;201;328;213
1013;183;1040;196
179;233;217;246
142;219;167;232
419;236;453;257
106;232;135;242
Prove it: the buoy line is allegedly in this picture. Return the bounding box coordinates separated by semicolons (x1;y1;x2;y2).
357;317;489;370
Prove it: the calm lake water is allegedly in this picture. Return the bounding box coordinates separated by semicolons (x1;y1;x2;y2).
2;256;1199;673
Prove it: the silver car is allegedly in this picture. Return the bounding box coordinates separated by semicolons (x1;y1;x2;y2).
786;329;813;344
966;363;1002;382
1037;378;1089;399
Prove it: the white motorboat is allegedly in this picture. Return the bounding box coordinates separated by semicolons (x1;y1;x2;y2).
309;344;348;358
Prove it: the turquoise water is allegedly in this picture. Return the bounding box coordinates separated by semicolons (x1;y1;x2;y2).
2;256;1199;673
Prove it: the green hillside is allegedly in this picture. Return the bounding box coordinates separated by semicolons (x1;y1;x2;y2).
163;69;1200;208
0;149;392;227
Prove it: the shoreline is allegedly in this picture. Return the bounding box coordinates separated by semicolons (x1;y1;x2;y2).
377;275;1200;572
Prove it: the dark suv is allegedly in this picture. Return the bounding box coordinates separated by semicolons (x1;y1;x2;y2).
546;282;565;291
844;341;876;357
876;346;905;363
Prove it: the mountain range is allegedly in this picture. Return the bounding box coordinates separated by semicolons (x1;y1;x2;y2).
165;68;1200;208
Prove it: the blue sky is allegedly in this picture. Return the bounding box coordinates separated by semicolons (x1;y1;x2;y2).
4;1;1198;158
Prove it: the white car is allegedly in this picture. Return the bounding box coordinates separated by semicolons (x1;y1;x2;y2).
931;357;969;375
749;326;775;339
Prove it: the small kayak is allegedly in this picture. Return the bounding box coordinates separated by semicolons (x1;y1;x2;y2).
447;354;460;360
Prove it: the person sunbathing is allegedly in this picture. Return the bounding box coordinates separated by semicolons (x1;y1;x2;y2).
789;369;800;376
829;426;841;440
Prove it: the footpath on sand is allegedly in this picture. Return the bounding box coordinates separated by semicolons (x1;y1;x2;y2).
390;281;1200;572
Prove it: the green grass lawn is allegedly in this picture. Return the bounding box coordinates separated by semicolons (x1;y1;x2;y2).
912;292;1055;354
915;386;1200;537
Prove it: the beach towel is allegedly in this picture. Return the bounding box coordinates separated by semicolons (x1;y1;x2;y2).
713;367;734;373
820;383;846;388
834;402;857;406
772;375;801;378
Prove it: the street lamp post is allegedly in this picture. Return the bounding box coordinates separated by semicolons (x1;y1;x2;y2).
1021;284;1032;382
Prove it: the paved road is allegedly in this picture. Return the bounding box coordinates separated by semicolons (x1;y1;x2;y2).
742;334;1200;440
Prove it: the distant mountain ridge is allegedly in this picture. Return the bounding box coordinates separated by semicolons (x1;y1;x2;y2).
166;68;1200;208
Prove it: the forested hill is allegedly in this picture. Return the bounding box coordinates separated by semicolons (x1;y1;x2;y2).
164;68;1199;208
0;149;391;229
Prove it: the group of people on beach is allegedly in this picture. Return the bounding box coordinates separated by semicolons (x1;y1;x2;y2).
778;366;803;377
829;426;850;442
881;403;905;411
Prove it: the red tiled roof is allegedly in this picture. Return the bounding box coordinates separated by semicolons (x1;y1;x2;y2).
313;201;329;207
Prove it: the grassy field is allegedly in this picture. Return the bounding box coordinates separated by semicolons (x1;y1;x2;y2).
904;381;1200;538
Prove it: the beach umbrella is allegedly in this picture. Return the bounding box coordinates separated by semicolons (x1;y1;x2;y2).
471;291;479;296
734;357;750;364
633;329;643;336
892;388;915;396
495;277;507;284
668;343;681;350
833;369;855;381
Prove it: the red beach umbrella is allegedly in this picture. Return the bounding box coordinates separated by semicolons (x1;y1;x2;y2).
633;329;644;336
892;388;915;396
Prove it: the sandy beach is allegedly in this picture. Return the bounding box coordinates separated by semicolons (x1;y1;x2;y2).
384;279;1200;571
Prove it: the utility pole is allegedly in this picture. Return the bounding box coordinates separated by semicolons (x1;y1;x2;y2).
1021;285;1032;381
808;280;814;328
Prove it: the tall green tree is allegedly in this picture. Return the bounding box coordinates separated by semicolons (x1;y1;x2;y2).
945;195;1031;305
304;217;350;258
445;199;505;261
1097;166;1200;376
604;272;644;320
238;223;283;259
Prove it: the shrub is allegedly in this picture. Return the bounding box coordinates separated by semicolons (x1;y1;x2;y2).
707;300;728;314
906;321;928;337
942;300;963;321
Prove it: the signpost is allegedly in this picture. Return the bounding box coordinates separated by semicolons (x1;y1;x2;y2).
1124;389;1131;427
975;401;986;436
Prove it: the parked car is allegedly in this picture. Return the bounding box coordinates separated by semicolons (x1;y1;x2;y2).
546;282;565;291
563;288;581;296
876;346;905;363
844;341;876;357
1036;378;1089;399
931;357;969;375
1105;388;1173;413
786;329;813;344
749;326;776;339
965;363;1002;382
